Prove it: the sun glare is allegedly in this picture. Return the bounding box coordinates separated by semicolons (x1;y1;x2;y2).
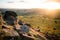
42;2;60;10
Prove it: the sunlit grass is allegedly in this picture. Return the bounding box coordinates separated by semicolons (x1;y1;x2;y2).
17;15;60;35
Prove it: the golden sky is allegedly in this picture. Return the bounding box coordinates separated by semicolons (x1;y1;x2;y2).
49;0;60;2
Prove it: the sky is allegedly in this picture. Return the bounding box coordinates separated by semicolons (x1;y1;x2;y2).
0;0;60;9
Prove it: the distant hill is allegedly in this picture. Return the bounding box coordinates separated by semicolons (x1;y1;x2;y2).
0;8;40;16
0;8;60;19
